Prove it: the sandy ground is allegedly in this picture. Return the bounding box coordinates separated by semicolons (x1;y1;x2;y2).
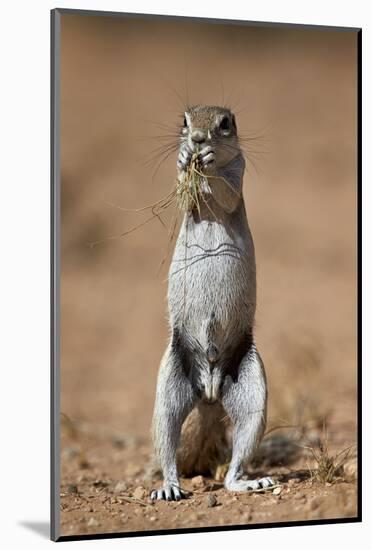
60;422;357;536
58;13;358;537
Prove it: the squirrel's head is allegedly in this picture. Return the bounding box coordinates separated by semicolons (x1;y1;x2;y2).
181;105;240;168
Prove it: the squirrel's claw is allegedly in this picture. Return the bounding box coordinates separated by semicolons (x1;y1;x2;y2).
150;484;188;501
198;145;215;168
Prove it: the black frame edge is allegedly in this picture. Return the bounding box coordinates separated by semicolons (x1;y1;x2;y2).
51;7;61;543
356;28;362;522
57;517;361;542
54;7;360;32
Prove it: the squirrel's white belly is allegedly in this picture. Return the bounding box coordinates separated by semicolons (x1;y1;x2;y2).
168;218;256;351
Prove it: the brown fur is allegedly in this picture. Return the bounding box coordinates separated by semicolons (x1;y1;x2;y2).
187;105;234;131
177;402;231;476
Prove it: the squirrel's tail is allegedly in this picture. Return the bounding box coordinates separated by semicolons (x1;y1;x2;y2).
177;401;231;477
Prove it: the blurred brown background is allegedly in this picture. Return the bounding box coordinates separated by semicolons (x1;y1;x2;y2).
60;14;357;456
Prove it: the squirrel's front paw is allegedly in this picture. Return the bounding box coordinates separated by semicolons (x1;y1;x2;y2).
177;143;215;173
150;483;189;501
198;145;215;169
177;143;193;173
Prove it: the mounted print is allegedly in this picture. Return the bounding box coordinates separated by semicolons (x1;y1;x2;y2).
51;8;361;541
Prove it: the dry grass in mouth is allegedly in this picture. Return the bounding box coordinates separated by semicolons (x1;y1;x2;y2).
176;152;206;214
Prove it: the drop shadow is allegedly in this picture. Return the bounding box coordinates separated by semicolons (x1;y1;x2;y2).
277;469;312;483
19;521;50;539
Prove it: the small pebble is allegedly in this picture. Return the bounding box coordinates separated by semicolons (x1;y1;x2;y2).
113;481;128;494
273;486;282;495
79;458;90;469
344;458;357;479
77;473;88;483
63;446;80;460
310;497;321;511
93;479;109;488
112;436;126;449
191;475;206;489
67;484;78;494
207;494;218;508
133;486;147;500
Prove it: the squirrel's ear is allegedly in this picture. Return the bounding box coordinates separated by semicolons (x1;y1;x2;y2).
183;112;191;129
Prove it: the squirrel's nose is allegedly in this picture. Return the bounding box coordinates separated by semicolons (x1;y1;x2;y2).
191;129;206;144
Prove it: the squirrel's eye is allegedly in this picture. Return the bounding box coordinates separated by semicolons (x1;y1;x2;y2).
220;117;230;131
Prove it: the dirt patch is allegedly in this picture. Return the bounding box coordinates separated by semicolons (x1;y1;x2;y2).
60;420;357;536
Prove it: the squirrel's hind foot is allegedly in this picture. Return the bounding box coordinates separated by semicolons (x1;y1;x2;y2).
225;476;274;492
150;484;189;501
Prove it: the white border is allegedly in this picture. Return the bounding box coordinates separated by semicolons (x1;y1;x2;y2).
0;1;368;548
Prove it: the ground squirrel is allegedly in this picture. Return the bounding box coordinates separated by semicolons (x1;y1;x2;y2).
150;105;273;500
